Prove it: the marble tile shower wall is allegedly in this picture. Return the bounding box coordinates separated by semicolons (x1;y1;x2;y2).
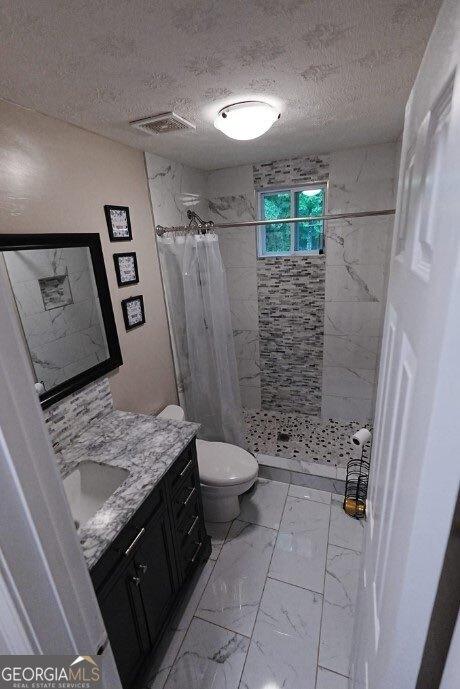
206;145;396;421
323;144;396;421
204;165;261;409
145;152;208;400
145;152;208;230
146;144;396;422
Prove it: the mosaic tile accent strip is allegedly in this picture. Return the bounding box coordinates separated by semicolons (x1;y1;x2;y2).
257;255;326;415
43;377;113;453
244;409;369;470
253;153;329;189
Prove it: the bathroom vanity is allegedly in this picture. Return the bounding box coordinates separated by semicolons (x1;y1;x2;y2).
0;232;212;686
56;407;211;689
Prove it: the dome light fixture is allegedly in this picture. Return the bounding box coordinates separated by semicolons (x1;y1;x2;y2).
214;101;280;140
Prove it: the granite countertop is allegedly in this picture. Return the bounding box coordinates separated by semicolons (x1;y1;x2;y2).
56;409;200;570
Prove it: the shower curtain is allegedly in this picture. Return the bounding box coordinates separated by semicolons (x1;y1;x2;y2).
157;232;245;447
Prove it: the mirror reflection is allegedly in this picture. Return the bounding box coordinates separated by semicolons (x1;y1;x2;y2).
2;247;110;393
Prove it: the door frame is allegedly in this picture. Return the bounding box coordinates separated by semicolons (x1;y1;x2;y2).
0;259;121;687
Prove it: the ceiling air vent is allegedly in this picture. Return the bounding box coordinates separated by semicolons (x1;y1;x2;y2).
130;112;195;134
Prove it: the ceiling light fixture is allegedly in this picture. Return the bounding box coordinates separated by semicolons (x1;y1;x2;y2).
214;101;280;140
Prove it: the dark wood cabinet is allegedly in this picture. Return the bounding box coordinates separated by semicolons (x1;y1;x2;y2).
91;439;211;689
134;510;177;645
97;559;149;687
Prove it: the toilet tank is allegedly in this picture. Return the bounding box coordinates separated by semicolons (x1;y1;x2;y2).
158;404;185;421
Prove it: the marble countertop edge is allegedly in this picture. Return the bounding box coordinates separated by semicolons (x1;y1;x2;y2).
57;409;200;570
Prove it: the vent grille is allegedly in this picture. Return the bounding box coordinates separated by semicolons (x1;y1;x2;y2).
130;112;195;135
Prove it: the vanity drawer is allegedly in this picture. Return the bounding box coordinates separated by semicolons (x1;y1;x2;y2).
176;496;201;547
172;469;199;525
168;446;194;493
180;527;206;578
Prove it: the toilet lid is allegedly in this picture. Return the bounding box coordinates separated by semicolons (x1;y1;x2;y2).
196;440;258;487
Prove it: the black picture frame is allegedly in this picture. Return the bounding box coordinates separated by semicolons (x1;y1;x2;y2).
113;252;139;287
104;204;132;242
0;233;123;409
121;295;145;330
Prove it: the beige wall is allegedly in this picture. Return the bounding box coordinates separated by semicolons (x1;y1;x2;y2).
0;98;177;414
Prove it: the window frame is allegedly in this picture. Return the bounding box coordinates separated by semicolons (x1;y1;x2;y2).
257;182;327;258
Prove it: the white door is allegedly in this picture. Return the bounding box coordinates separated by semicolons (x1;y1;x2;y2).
0;262;122;687
352;2;460;688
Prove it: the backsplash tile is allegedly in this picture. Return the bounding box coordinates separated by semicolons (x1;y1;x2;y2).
43;377;113;453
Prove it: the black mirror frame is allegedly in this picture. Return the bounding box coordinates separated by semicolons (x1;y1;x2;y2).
0;233;123;409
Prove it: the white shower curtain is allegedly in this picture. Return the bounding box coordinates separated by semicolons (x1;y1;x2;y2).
158;232;245;447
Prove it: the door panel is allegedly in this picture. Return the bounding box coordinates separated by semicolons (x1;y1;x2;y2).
98;560;149;688
135;512;177;647
352;5;460;687
411;81;454;281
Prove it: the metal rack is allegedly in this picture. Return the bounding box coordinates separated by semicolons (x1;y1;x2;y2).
343;443;370;519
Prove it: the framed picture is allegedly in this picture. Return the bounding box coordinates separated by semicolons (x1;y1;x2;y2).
113;252;139;287
104;205;132;241
121;295;145;330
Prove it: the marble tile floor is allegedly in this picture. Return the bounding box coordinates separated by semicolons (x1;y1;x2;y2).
143;478;364;689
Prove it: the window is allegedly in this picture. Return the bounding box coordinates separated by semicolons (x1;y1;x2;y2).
257;184;326;257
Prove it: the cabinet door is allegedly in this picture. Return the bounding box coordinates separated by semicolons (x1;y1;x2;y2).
98;560;149;688
134;511;177;647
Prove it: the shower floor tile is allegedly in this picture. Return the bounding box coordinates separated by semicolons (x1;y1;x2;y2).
244;409;370;472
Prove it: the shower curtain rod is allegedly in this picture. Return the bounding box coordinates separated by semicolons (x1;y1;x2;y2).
155;208;396;236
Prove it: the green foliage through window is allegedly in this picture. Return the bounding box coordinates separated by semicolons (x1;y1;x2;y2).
260;186;325;255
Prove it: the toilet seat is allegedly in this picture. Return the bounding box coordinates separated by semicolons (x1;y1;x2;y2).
196;440;258;487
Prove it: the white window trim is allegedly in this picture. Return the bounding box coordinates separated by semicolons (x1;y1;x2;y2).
257;182;327;258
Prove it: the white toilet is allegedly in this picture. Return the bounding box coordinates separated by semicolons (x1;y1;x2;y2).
158;405;258;522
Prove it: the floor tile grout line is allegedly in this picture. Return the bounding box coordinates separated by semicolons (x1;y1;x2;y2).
226;517;279;536
328;540;363;555
317;539;356;680
236;479;290;689
287;488;332;505
187;486;286;685
319;537;363;679
265;574;325;596
154;558;216;689
314;498;333;688
317;664;350;680
192;613;252;639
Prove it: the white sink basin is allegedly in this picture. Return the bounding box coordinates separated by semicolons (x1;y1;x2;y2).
63;461;129;530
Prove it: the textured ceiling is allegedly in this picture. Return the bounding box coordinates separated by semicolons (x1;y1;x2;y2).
0;0;441;170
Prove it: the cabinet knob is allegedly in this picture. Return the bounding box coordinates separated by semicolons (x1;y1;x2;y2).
131;575;141;586
137;563;148;574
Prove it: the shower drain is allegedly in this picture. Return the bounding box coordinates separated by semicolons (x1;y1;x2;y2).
277;432;291;442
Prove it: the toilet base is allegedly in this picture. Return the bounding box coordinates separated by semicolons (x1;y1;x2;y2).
202;492;241;523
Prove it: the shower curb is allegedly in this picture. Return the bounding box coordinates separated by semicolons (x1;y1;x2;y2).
256;453;346;495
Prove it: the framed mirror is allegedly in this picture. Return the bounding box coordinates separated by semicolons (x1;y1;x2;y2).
0;233;123;408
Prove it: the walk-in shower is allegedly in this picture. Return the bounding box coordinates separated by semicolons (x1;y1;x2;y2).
148;147;396;488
